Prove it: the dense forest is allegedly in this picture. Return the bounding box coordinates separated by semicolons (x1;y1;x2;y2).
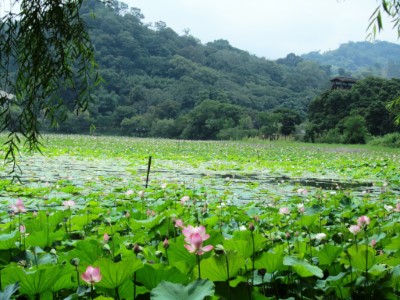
36;0;400;142
49;0;332;139
306;78;400;143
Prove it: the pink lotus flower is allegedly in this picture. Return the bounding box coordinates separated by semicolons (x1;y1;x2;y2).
183;225;213;255
174;219;184;228
348;225;361;235
125;189;133;196
357;216;370;227
180;196;190;205
63;200;76;209
371;239;377;248
103;233;109;242
297;203;305;214
394;203;400;212
81;266;102;285
10;199;26;213
146;209;155;217
279;207;290;215
184;232;213;255
19;225;26;234
182;225;210;243
138;190;145;198
297;188;308;195
163;238;169;249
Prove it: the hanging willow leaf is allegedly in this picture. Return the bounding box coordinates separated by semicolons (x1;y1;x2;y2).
0;0;100;174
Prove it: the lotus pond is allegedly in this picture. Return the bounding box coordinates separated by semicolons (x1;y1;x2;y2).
0;134;399;299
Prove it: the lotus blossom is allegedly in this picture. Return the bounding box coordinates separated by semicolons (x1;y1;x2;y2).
103;233;109;242
348;225;361;235
279;207;290;215
63;200;76;209
357;216;370;227
182;225;210;243
19;225;26;234
371;239;377;248
180;196;190;205
146;209;155;217
138;190;145;198
10;199;26;213
125;189;133;196
297;188;308;195
384;204;394;212
81;266;102;285
297;203;305;213
315;233;327;240
174;219;184;228
163;238;169;249
183;225;213;255
394;203;400;212
184;232;213;255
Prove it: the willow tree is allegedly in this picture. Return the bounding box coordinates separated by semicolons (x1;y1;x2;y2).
0;0;99;172
369;0;400;124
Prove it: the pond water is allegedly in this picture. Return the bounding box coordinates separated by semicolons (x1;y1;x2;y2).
1;153;396;205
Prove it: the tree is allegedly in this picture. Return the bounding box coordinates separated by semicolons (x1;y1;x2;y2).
341;115;369;144
369;0;400;123
0;0;99;172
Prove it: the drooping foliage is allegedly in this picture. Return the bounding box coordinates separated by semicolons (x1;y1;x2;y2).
0;0;99;170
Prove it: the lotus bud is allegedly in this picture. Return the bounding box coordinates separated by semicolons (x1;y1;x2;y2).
163;238;169;249
214;244;225;255
155;251;163;258
257;268;267;276
70;257;80;267
248;222;255;231
133;243;142;254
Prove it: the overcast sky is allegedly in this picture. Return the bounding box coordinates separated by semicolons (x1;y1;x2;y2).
125;0;399;59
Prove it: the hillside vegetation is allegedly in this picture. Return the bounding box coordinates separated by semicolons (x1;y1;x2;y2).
52;0;331;138
301;41;400;78
37;0;400;142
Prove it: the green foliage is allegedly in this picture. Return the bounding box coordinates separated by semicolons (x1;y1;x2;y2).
94;256;143;289
341;115;369;144
0;0;99;171
151;279;215;300
0;135;399;298
1;264;65;296
302;41;400;78
35;0;327;141
308;77;400;143
0;283;19;300
283;256;324;278
369;132;400;147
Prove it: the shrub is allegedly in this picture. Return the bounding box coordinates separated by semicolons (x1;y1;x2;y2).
369;132;400;148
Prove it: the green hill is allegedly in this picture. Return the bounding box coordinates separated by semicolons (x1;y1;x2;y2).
52;0;331;139
301;41;400;78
